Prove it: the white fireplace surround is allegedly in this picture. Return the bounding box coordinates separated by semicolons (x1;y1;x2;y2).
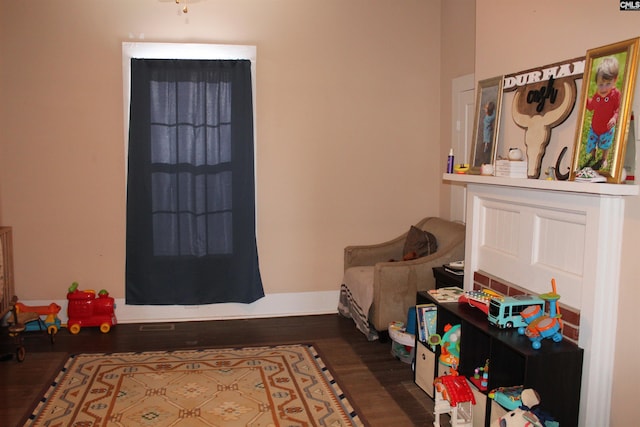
445;174;638;427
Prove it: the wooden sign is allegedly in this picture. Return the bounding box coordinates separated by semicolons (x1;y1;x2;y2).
503;58;585;178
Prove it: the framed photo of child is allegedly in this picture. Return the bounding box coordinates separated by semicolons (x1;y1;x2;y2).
470;76;504;170
570;37;640;183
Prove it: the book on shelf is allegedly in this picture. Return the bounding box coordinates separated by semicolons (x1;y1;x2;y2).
427;286;464;303
422;305;437;339
415;303;437;343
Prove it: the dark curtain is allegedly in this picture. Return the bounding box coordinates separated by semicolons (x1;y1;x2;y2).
126;59;264;305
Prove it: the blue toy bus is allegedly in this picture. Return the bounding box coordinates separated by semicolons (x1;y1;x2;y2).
487;295;545;329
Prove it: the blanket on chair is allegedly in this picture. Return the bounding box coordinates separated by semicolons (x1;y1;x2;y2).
337;266;379;341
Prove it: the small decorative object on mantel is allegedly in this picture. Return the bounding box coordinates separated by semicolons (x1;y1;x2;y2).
508;147;524;160
495;159;528;178
554;146;571;180
480;163;494;176
544;166;556;180
570;37;640;184
453;163;470;174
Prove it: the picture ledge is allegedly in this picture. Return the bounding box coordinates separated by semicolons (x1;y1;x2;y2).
443;173;639;196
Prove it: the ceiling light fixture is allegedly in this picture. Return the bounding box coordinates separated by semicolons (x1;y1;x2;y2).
159;0;203;15
176;0;188;14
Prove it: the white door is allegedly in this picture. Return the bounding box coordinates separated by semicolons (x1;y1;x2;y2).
450;74;475;223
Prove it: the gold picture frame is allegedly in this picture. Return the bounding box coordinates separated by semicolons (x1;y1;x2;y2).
470;76;504;169
570;37;640;183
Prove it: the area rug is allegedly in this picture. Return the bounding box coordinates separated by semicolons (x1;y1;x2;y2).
25;344;365;427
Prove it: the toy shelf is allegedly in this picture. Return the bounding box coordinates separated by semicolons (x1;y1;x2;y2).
415;290;584;427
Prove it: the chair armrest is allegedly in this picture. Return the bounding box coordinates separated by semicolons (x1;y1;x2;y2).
368;238;465;332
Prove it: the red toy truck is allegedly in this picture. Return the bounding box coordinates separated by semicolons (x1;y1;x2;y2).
66;282;117;334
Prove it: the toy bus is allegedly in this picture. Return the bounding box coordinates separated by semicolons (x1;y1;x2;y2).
487;294;545;329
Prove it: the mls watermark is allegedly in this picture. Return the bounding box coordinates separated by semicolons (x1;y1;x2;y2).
620;1;640;10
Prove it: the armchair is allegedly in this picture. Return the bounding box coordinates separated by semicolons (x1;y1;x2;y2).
338;217;465;340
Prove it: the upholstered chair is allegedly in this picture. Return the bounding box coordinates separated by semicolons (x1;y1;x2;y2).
338;217;465;340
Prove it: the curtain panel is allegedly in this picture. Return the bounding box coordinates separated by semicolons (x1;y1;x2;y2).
126;59;264;305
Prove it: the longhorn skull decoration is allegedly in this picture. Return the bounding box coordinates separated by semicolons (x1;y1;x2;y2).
512;79;576;178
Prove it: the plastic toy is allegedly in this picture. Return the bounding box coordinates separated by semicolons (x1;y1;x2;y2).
469;359;490;391
428;323;461;368
517;279;563;349
459;288;502;315
488;294;545;329
14;300;62;342
433;374;476;427
490;388;559;427
66;282;117;334
1;296;62;362
1;296;32;362
491;388;542;427
388;321;415;364
488;385;525;411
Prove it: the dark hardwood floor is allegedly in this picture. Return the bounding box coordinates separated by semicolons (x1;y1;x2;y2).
0;314;441;427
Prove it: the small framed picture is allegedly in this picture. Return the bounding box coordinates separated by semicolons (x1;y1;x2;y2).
570;37;640;183
470;76;504;169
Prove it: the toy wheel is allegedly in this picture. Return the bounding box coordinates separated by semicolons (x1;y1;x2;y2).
100;323;111;334
69;324;81;334
532;340;542;350
16;346;25;362
48;326;57;344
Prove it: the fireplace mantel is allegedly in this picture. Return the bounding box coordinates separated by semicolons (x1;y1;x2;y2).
444;172;637;427
444;172;639;196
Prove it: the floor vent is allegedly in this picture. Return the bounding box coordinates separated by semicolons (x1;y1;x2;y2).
139;324;175;332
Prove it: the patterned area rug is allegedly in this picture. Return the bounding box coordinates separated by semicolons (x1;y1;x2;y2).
25;344;365;426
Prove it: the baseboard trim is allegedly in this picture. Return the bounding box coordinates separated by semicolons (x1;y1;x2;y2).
16;291;341;324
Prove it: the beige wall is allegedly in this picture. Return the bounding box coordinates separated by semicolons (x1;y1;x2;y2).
3;0;634;423
475;1;638;425
439;0;475;219
0;0;442;301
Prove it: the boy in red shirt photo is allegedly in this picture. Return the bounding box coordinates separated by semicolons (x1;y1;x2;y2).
584;56;620;171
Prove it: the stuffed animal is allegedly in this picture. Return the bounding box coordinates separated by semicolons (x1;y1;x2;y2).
490;389;558;427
